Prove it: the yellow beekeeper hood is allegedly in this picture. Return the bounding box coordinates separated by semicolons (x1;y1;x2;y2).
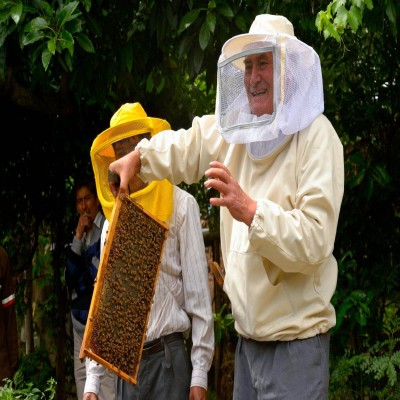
91;102;173;223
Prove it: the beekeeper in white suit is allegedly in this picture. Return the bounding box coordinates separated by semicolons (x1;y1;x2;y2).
108;14;344;400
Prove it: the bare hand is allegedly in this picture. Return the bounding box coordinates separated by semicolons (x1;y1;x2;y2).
204;161;257;227
83;392;98;400
190;386;208;400
76;213;92;239
108;149;141;197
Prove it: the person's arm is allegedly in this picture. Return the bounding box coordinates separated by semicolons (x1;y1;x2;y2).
108;115;225;197
177;191;214;393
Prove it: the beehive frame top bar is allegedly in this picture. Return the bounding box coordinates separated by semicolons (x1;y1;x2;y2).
80;193;168;384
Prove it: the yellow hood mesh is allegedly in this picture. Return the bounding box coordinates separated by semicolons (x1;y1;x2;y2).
91;103;173;223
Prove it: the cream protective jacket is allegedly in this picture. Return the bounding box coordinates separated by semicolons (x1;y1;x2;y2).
137;113;344;341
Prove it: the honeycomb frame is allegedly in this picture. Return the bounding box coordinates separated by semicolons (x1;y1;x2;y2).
80;193;168;384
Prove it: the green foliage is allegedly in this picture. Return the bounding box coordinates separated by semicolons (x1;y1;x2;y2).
2;0;94;71
16;347;56;393
330;305;400;399
0;373;56;400
213;303;235;344
316;0;374;42
317;0;398;41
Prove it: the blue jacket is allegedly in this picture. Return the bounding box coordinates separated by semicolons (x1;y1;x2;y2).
65;213;105;324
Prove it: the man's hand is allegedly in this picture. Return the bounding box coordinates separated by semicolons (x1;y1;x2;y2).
83;392;98;400
190;386;208;400
108;149;141;197
75;213;92;239
204;161;257;227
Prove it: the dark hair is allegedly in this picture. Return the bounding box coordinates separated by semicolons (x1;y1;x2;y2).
74;176;97;198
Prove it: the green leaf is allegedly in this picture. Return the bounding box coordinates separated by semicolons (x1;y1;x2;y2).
193;44;204;74
332;0;346;15
56;1;80;27
365;0;374;10
75;33;94;53
324;24;341;42
22;30;46;46
24;17;49;33
347;8;360;32
66;18;83;35
59;29;74;51
47;36;56;54
178;35;194;58
64;50;73;71
121;44;133;72
216;3;234;18
0;21;16;46
146;71;154;92
205;12;216;34
81;0;92;13
235;14;247;32
41;47;52;70
385;0;396;25
371;165;391;187
156;76;165;94
199;21;210;50
177;9;201;35
10;1;23;24
334;5;348;32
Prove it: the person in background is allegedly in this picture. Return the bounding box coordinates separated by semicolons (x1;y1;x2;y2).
0;245;18;386
107;14;344;400
65;177;115;400
83;102;214;400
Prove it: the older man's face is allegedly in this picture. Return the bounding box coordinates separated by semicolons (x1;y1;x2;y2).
243;51;274;116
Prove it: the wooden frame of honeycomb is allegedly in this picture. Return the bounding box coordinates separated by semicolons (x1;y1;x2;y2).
80;194;168;384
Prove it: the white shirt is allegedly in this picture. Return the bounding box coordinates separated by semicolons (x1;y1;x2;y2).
84;186;214;393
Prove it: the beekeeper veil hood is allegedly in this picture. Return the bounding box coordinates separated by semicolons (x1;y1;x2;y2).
91;102;173;223
216;14;324;157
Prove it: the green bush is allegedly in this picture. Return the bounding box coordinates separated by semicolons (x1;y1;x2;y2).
0;374;56;400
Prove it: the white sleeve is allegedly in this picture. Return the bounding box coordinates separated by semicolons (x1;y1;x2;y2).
176;190;215;389
83;358;104;395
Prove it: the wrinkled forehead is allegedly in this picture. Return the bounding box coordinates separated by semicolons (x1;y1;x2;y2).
219;39;277;73
243;51;273;66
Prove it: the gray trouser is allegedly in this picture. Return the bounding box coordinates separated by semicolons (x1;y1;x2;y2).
72;314;115;400
116;335;190;400
233;332;330;400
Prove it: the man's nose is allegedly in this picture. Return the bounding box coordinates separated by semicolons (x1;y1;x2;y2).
249;67;261;84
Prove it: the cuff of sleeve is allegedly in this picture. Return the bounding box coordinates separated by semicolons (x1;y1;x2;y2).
250;200;262;230
71;236;83;254
135;141;151;183
191;368;208;390
84;359;103;395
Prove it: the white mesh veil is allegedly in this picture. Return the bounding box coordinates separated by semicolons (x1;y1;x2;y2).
215;15;324;156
